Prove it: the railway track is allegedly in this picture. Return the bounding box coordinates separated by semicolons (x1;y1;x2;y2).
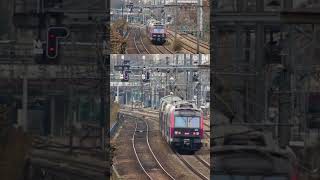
121;108;211;138
153;44;174;54
126;25;174;54
132;118;175;180
123;111;210;179
139;27;173;54
175;152;210;180
166;34;194;54
30;149;107;179
195;155;210;168
126;31;140;54
183;34;210;50
133;29;150;54
167;30;210;54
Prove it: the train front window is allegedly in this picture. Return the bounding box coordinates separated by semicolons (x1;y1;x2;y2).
155;25;164;29
211;175;289;180
174;117;200;128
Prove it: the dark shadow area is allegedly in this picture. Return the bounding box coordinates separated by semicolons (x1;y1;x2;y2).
212;0;320;179
0;0;110;180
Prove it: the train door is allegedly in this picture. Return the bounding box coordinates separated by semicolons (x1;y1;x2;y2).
166;109;172;142
159;102;165;136
163;111;168;136
162;110;166;136
159;109;162;133
161;111;165;136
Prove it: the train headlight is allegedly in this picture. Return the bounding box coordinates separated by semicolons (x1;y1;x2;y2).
174;131;181;135
196;132;199;135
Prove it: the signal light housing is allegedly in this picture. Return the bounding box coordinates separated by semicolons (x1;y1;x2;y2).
122;70;129;81
46;27;69;59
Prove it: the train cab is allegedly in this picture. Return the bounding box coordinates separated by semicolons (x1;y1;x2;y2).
159;95;204;151
146;20;166;44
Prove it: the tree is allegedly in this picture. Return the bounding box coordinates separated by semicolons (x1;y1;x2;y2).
111;20;128;54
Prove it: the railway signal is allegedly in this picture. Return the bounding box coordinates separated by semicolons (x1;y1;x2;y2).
142;67;150;82
122;70;129;82
146;71;150;80
46;27;69;59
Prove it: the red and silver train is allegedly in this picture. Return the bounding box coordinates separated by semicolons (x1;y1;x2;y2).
146;19;166;44
159;95;204;151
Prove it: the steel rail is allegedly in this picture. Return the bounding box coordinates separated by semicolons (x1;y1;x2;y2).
132;118;175;180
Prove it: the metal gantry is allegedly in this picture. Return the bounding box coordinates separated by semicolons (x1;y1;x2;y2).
111;55;210;108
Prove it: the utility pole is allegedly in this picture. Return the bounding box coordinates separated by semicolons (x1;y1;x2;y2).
141;79;144;107
163;0;166;25
184;56;188;100
99;56;107;152
151;79;154;108
95;20;107;152
279;27;292;148
116;85;119;102
22;66;28;132
174;0;177;42
50;96;55;136
122;0;125;19
278;0;293;149
175;54;178;95
142;3;145;24
166;72;168;95
68;85;74;154
196;0;201;54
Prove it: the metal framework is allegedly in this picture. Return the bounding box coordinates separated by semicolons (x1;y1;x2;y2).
213;0;320;148
111;56;210;109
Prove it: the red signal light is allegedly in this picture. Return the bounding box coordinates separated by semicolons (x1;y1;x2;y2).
46;27;69;59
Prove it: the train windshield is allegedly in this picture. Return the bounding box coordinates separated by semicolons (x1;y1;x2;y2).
211;175;289;180
154;25;164;29
175;116;200;128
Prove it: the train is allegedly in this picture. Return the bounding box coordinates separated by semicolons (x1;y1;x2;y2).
159;95;204;151
146;19;166;44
